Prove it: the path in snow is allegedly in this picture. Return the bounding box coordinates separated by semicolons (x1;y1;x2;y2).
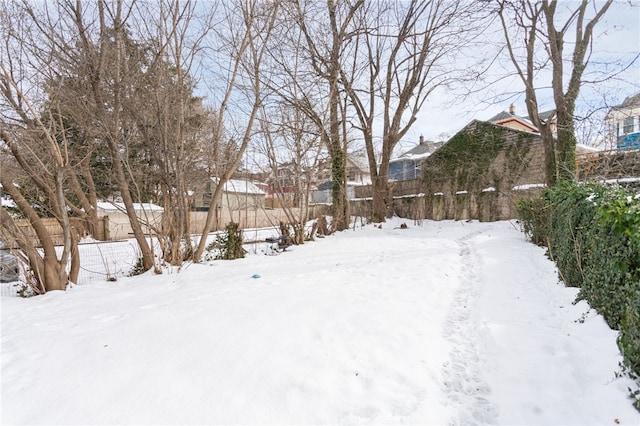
441;233;498;425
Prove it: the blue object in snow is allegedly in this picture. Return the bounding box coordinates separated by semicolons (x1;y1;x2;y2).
251;274;261;279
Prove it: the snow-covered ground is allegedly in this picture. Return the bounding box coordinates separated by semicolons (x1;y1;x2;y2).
1;219;638;425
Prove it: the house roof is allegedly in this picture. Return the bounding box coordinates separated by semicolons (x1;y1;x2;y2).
616;92;640;109
457;119;540;140
538;109;556;122
96;202;164;212
605;93;640;120
211;178;265;195
487;110;538;132
394;140;443;162
487;110;517;122
489;109;556;125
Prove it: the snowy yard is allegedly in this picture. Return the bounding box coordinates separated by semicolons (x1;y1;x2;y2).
1;219;638;425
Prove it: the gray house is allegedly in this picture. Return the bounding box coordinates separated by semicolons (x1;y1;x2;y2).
389;136;443;181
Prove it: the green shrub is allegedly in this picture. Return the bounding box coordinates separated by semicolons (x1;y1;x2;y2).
517;181;640;405
214;222;246;260
547;182;605;289
128;256;146;276
583;189;640;327
620;292;640;378
517;195;549;246
581;221;636;328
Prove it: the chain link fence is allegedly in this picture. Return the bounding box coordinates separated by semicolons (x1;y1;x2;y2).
1;240;142;297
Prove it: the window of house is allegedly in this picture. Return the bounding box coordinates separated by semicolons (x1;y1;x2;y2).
623;116;634;134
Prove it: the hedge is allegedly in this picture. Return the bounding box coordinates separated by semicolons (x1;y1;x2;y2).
518;181;640;408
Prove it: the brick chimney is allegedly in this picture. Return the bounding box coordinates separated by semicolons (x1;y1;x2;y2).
419;135;424;145
509;104;515;115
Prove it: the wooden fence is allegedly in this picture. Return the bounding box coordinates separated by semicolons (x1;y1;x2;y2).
4;207;313;247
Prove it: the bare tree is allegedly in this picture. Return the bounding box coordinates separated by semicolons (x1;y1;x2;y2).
46;0;160;272
342;0;478;223
193;106;238;179
291;0;364;232
497;0;613;186
133;0;213;265
257;102;326;244
259;6;335;238
0;1;81;292
192;0;280;262
2;0;211;279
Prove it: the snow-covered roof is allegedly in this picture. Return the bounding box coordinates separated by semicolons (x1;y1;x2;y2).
96;202;165;212
211;178;266;195
393;140;443;163
398;151;433;161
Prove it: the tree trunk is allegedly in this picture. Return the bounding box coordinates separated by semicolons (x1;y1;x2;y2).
538;126;557;187
42;255;67;292
371;175;390;223
0;181;69;293
330;139;349;231
105;137;156;271
106;4;156;272
555;109;577;182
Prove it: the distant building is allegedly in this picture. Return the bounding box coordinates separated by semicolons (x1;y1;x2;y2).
96;202;164;240
309;154;371;204
389;136;443;181
311;181;358;204
195;178;266;211
606;93;640;150
264;165;301;208
346;156;372;185
487;104;557;136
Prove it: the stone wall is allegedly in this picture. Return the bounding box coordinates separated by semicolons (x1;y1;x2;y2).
347;186;543;222
347;121;546;222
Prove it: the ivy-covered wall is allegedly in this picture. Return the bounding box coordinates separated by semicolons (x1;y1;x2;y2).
423;121;540;193
418;120;544;220
347;120;546;221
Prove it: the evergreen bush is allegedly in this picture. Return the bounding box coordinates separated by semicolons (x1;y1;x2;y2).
517;181;640;407
129;256;146;276
214;222;246;260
